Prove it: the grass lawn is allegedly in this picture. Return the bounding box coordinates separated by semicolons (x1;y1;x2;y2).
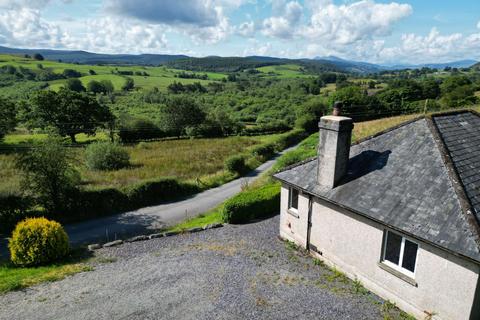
0;249;93;294
256;64;312;78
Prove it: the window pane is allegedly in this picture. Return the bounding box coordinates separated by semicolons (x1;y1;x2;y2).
384;231;402;265
290;189;299;209
402;240;418;273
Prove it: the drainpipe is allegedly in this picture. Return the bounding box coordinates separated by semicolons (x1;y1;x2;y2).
306;195;313;250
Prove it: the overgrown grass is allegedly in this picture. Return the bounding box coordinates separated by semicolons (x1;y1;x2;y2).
0;249;93;294
166;204;224;232
0;134;278;193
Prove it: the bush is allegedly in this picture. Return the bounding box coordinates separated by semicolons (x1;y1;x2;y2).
85;142;130;171
222;183;280;224
126;178;200;207
251;143;276;160
8;217;69;266
118;118;164;142
224;155;248;174
0;194;32;234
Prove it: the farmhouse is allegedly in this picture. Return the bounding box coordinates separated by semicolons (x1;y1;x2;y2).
274;108;480;320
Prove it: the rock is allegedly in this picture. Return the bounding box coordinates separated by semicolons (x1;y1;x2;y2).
149;233;164;239
103;240;123;248
88;244;101;251
127;235;148;242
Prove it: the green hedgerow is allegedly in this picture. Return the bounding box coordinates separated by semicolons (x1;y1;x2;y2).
9;217;69;267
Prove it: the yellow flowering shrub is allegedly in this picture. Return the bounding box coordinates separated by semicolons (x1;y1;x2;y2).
8;217;69;267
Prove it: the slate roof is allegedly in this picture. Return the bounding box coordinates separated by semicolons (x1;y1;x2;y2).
274;112;480;263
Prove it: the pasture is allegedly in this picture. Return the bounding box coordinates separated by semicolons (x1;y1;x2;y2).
0;54;227;92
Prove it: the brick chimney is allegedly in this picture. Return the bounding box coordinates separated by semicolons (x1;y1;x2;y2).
317;102;354;188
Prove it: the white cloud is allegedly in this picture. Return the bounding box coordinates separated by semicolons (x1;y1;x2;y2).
236;21;256;37
262;1;302;39
0;8;65;48
303;0;412;45
242;39;273;56
378;27;480;63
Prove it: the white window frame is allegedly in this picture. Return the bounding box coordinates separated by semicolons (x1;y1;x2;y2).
288;187;299;212
382;230;418;278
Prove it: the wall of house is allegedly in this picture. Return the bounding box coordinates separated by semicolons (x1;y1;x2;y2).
279;185;480;320
279;186;309;248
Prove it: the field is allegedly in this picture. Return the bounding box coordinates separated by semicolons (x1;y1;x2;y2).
0;134;281;194
0;54;227;92
256;64;311;78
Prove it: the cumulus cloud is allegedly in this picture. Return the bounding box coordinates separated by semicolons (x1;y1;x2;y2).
262;1;303;39
378;27;480;63
0;8;65;48
303;0;412;44
236;21;256;37
106;0;220;27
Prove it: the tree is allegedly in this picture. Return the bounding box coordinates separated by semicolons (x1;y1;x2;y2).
62;69;82;78
159;97;206;137
441;75;472;94
0;98;17;141
87;80;106;94
33;53;44;61
122;77;134;91
16;135;79;213
100;80;114;93
29;88;113;143
65;78;86;92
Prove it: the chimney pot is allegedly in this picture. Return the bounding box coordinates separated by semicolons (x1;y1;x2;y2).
333;101;343;116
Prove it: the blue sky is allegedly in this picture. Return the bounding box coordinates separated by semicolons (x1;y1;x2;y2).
0;0;479;64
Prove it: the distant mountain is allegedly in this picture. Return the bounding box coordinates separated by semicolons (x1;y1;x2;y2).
315;56;478;72
0;46;188;65
313;56;383;73
385;59;478;70
0;46;477;74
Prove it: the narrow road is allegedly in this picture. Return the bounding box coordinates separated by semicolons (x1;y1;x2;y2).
0;145;297;258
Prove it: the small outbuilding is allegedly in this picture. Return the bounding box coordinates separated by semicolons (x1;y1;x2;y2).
274;109;480;320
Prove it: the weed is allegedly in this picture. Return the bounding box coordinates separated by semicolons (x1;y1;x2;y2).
312;258;324;266
352;278;369;295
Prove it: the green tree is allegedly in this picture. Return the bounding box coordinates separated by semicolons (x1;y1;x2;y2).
65;78;86;92
87;80;105;94
159;97;206;137
33;53;44;61
122;77;134;91
441;75;472;94
0;98;17;141
16;135;79;213
100;80;114;93
29;88;113;143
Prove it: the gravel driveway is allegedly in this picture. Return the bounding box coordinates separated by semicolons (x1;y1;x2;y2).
0;216;408;320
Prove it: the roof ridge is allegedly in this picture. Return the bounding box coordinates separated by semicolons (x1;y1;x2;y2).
427;115;480;251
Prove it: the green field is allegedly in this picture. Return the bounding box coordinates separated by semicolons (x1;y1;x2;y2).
256;64;311;78
0;54;227;92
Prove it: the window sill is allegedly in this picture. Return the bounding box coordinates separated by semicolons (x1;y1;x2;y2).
378;262;417;287
287;209;299;218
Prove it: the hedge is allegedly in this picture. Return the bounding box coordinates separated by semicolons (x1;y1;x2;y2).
222;183;280;224
0;194;33;234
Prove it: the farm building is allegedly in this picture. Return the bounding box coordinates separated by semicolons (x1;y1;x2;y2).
274;108;480;320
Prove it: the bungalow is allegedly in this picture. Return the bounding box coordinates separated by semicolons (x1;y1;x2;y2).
273;107;480;320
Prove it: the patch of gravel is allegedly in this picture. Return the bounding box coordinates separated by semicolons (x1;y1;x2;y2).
0;216;404;320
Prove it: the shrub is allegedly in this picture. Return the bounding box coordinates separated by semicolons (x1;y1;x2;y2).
295;114;318;133
224;155;248;174
272;129;307;152
0;194;32;234
118;118;164;142
126;178;200;207
8;217;69;266
85;142;130;171
222;183;280;224
16;135;80;213
251;143;276;160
